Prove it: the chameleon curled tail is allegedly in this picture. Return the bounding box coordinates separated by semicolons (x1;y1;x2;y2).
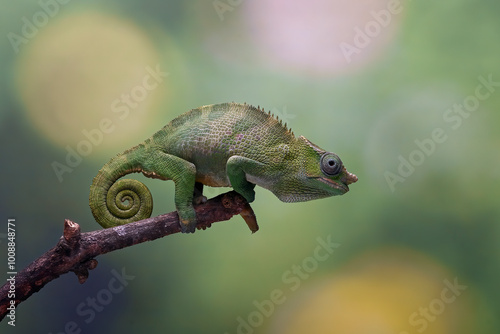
89;147;153;228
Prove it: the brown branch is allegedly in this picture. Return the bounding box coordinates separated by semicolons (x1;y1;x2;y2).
0;191;257;321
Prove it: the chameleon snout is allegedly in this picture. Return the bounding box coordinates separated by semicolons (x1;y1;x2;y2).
342;166;358;186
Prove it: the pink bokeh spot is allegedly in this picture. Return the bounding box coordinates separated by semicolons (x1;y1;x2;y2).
244;0;404;76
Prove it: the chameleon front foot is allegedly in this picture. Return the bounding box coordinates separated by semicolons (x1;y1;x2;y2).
221;191;259;233
181;191;258;234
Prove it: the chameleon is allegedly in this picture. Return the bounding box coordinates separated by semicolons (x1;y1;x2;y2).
89;102;358;233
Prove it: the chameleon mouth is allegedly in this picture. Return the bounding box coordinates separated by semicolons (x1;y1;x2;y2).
318;176;349;193
318;167;358;193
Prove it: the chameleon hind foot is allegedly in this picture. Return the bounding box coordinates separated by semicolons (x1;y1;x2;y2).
193;181;208;205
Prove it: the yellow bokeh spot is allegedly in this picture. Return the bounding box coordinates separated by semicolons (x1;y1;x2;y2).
14;10;170;152
273;248;473;334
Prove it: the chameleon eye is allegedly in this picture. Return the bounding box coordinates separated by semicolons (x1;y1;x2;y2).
320;153;343;176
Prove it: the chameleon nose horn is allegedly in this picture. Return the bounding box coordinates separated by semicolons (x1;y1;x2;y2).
342;166;358;185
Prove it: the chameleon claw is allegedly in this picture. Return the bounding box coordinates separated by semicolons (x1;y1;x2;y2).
196;223;212;231
180;219;196;233
193;195;208;205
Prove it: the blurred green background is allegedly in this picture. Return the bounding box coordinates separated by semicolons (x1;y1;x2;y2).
1;0;499;333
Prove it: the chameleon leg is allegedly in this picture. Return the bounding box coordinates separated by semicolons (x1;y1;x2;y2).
142;151;198;233
193;182;207;205
226;156;265;203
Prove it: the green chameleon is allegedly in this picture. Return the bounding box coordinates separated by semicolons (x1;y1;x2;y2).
89;102;358;233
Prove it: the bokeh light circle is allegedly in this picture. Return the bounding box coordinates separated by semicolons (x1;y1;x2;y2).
270;248;474;334
14;11;167;151
244;0;404;76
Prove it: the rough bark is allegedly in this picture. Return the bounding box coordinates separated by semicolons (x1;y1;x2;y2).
0;191;257;321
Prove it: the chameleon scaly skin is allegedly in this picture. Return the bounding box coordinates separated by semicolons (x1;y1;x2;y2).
89;102;358;233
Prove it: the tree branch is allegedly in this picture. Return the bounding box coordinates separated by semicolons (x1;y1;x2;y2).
0;191;257;321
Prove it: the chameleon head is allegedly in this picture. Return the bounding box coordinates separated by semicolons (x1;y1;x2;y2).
272;136;357;202
315;152;358;195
